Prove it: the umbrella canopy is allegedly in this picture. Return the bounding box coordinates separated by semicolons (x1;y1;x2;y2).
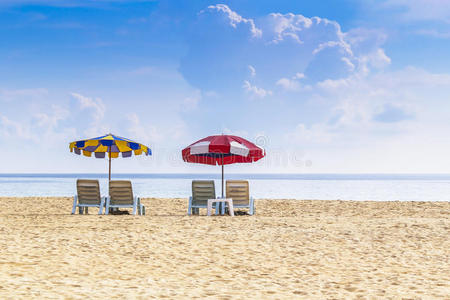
69;133;151;181
182;135;265;197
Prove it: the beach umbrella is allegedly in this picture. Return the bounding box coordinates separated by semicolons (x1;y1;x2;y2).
182;134;265;197
69;133;151;181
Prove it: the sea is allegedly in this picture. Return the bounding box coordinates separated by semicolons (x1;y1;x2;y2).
1;173;450;201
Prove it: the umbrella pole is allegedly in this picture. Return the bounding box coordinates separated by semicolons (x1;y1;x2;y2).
108;146;111;182
221;154;224;198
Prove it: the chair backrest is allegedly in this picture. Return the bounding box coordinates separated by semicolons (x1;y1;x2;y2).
226;180;249;206
192;180;215;206
77;179;101;205
109;180;134;205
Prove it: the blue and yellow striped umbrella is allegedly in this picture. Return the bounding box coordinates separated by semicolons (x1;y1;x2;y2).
69;133;151;180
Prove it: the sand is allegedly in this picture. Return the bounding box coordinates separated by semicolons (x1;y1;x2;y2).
0;197;449;299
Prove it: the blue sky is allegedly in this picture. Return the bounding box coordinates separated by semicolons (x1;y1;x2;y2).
2;0;450;173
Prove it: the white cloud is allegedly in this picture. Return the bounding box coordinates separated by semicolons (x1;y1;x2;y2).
70;92;109;137
70;92;105;121
293;67;450;151
0;114;35;141
204;4;262;37
242;80;272;98
34;105;70;129
381;0;450;22
181;92;201;111
313;40;353;56
263;13;313;44
276;78;300;91
182;97;199;110
248;65;256;77
264;13;353;60
183;5;392;91
0;103;74;146
363;48;391;70
126;113;161;145
276;73;308;91
222;127;249;138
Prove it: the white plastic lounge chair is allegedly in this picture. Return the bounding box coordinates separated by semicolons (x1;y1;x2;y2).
226;180;255;215
105;180;145;215
72;179;105;215
188;180;218;215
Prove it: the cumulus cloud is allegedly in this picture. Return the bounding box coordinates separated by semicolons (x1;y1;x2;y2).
71;92;105;122
0;102;74;146
69;92;109;137
285;66;450;153
126;113;161;145
262;13;313;44
242;80;272;98
276;72;308;91
276;78;300;91
34;105;70;129
204;4;262;37
181;4;391;93
0;114;35;140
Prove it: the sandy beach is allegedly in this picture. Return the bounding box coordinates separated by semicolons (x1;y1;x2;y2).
0;197;449;299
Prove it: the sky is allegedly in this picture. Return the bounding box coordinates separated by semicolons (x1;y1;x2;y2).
2;0;450;174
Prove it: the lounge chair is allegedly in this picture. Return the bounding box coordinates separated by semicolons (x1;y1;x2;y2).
72;179;105;215
105;180;145;215
226;180;255;215
188;180;218;215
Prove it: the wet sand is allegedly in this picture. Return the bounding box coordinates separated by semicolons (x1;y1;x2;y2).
0;197;449;299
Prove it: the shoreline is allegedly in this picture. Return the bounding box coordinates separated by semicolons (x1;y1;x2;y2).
0;197;449;298
2;196;450;202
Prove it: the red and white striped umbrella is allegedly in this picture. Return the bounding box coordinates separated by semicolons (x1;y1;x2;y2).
182;135;265;196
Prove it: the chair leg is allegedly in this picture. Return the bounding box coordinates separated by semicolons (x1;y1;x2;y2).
249;197;254;215
136;198;144;216
79;206;83;214
85;207;88;214
132;197;137;215
187;197;192;216
207;200;213;216
71;196;78;214
98;198;104;215
228;200;234;217
105;197;110;215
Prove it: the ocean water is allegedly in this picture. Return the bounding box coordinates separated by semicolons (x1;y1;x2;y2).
1;173;450;201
